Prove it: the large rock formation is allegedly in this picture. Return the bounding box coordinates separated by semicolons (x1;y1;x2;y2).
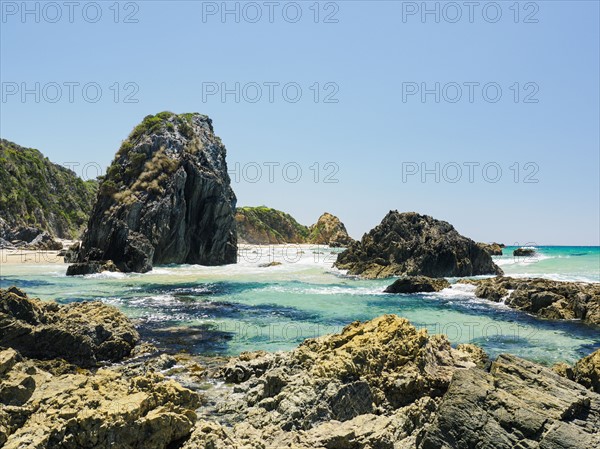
68;112;237;274
0;139;98;239
335;211;503;279
308;212;355;247
461;276;600;325
236;206;309;244
0;287;139;366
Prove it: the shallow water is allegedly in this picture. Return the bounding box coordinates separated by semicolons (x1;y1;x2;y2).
1;245;598;365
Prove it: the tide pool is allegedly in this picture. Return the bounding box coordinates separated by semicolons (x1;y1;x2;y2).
1;245;598;365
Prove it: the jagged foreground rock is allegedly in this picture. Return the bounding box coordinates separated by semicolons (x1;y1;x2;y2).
0;348;200;449
335;211;503;279
68;112;237;275
460;276;600;325
419;353;600;448
0;287;138;367
182;316;600;449
182;315;487;448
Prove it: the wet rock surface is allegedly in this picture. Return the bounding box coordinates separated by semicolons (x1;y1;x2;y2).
70;112;237;274
384;276;451;294
335;211;503;279
461;276;600;324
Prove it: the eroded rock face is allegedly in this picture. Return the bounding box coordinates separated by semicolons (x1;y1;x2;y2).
0;287;139;366
183;315;481;448
478;242;503;256
419;354;600;449
0;348;200;449
308;212;355;247
384;276;450;294
573;349;600;393
462;276;600;325
69;112;237;274
335;211;503;279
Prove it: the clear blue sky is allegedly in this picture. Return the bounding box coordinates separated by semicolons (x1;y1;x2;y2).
1;1;599;245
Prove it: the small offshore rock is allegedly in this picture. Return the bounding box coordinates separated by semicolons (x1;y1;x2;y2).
384;276;450;294
514;247;536;256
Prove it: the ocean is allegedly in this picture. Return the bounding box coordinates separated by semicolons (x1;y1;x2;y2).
1;245;598;365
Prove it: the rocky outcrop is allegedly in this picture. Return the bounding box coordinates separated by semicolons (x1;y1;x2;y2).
335;211;503;279
478;242;504;256
307;212;355;247
236;207;354;247
461;276;600;325
419;353;600;449
0;347;200;449
236;206;309;244
183;315;483;448
385;276;450;294
180;315;600;449
0;140;99;239
0;222;63;250
0;287;139;366
572;349;600;393
514;247;536;256
68;112;237;275
0;286;201;448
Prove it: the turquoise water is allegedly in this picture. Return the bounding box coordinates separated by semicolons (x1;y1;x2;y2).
0;245;598;365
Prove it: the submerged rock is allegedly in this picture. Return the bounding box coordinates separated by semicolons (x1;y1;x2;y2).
335;211;503;279
463;276;600;325
0;287;139;366
69;112;237;274
384;276;450;294
308;212;355;247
